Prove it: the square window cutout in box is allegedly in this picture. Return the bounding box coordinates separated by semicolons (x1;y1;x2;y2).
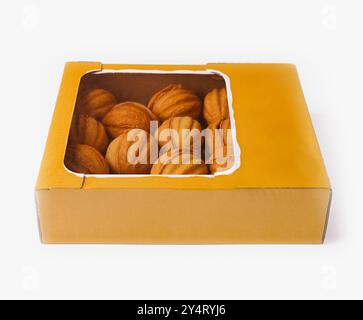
65;70;241;177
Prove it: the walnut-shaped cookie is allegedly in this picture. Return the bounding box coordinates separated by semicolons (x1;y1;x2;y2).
148;84;202;122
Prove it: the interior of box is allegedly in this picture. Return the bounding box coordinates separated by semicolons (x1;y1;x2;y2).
65;70;239;177
78;71;226;113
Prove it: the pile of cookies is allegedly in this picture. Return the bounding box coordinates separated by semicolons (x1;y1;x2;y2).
65;84;234;175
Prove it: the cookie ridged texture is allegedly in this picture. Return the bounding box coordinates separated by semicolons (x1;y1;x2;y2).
205;119;234;174
106;130;155;174
148;84;202;122
209;146;235;174
206;118;232;151
157;116;202;154
70;115;109;154
151;150;209;175
203;88;229;125
65;144;110;174
79;89;117;119
103;102;158;139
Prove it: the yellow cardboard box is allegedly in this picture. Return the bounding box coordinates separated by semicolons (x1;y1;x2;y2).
35;62;331;244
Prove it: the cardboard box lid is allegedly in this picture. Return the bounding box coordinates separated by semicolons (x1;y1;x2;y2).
36;62;330;190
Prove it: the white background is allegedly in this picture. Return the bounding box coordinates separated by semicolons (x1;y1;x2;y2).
0;0;362;300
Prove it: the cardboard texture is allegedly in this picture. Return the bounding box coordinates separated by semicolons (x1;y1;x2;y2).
35;62;331;244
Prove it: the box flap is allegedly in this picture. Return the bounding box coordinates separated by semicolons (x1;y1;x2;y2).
36;62;102;190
